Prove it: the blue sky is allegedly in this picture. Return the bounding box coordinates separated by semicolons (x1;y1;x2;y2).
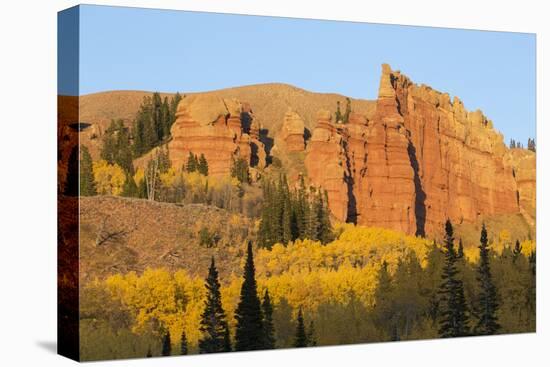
68;5;535;144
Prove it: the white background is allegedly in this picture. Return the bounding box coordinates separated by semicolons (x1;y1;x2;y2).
0;0;547;366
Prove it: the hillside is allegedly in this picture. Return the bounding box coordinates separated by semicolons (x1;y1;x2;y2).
77;84;376;159
79;196;255;281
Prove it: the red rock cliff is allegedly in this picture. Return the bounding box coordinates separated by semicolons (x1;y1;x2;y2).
306;64;533;236
168;95;265;176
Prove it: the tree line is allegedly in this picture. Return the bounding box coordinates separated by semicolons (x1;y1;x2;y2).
133;92;182;156
509;137;536;152
150;241;317;357
372;220;535;341
258;176;333;249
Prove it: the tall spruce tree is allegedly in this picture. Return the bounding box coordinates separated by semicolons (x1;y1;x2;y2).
161;331;171;356
261;289;276;349
457;238;464;259
169;92;182;128
343;97;352;124
234;242;264;351
438;219;470;337
199;258;231;353
187;152;197;173
306;320;317;346
474;224;500;335
121;173;138;198
79;145;96;196
335;101;343;123
293;308;308;347
180;330;188;355
512;239;523;263
198;154;209;176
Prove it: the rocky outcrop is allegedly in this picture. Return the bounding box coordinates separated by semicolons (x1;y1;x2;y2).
280;109;306;152
304;110;350;221
353;65;417;234
305;64;533;236
168;95;265;176
504;149;536;227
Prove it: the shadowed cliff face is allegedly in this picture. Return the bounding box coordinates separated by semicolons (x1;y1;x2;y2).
305;64;535;237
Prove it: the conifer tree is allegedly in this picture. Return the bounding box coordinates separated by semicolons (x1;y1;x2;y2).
259;180;276;249
306;320;317;347
169;92;182;127
335;101;343;123
281;178;293;244
138;178;148;199
161;331;171;356
474;224;500;335
161;97;171;139
79;145;96;196
235;242;264;351
457;238;464;259
438;220;470;337
180;330;188;355
198;154;209;176
295;176;309;239
231;157;250;184
512;239;523;262
343;97;352;124
261;289;276;349
199;258;231;353
121;173;138;198
293;308;308;348
187;152;197;173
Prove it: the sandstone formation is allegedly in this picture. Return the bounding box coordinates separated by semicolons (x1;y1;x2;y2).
304;110;350;221
280;109;306;152
504;149;536;228
168;95;265;176
305;64;534;236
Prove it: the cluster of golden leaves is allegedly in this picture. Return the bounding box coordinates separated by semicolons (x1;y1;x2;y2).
90;224;535;349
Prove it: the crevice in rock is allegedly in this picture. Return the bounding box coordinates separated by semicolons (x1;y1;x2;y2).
408;141;426;237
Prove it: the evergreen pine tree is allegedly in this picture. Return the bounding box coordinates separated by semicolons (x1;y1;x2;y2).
295;176;308;239
527;138;536;152
235;242;264;351
293;308;308;348
152;92;164;142
314;190;333;244
199;258;231;353
306;320;317;347
474;224;500;335
373;260;394;334
512;239;523;262
138;178;148;199
161;331;171;356
258;180;276;249
187;152;197;173
281;176;293;244
261;289;276;349
457;238;464;259
169;92;182;128
335;101;343;123
79;145;96;196
231;158;250;184
161;97;171;140
180;330;188;355
121;173;138;198
343;97;352;124
438;219;470;337
198;154;209;176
